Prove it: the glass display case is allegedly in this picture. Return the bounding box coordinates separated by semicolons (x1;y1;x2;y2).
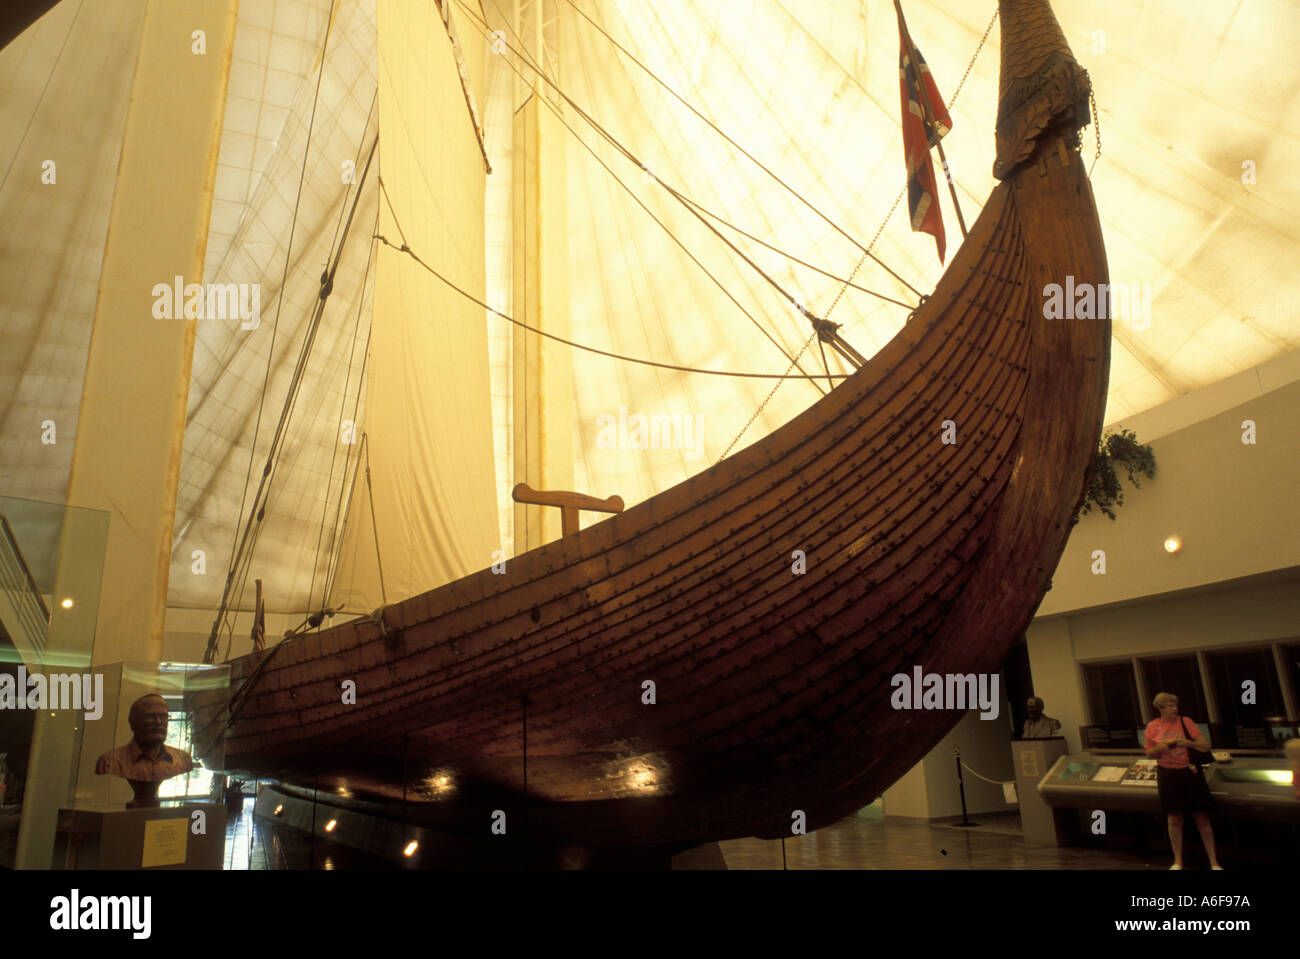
51;660;230;869
74;661;229;811
0;495;108;869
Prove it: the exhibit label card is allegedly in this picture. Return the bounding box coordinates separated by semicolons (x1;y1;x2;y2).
142;818;188;868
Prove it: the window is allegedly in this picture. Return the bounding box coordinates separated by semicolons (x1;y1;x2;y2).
157;701;216;802
1206;647;1286;728
1284;643;1300;714
1083;661;1140;728
1140;655;1208;723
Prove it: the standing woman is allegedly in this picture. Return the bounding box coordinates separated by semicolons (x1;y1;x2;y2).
1144;692;1222;870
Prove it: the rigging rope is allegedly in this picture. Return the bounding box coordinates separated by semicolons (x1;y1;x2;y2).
228;140;379;642
403;51;829;391
319;236;376;612
453;6;839;385
716;331;820;462
372;231;849;381
208;0;339;663
218;138;377;660
457;0;899;347
363;437;388;606
555;0;923;302
207;132;377;664
823;6;998;325
327;89;378;265
715;5;1000;453
371;201;848;382
306;204;379;618
959;760;1014;787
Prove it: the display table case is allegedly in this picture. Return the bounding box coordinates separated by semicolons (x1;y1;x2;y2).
1038;751;1300;823
53;803;225;869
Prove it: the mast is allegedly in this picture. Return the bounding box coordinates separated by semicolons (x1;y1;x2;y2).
510;0;574;551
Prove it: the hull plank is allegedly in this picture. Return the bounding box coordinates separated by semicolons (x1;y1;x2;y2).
191;0;1110;845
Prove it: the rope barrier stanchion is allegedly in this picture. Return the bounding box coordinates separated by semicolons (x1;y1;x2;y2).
953;746;981;828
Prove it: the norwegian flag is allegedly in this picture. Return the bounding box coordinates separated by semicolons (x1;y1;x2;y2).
896;2;952;263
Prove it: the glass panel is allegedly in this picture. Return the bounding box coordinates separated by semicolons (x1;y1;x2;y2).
1055;761;1099;781
1213;768;1293;785
1140;654;1208;722
1284;643;1300;713
0;495;110;869
1206;647;1286;727
1083;660;1140;727
76;661;229;812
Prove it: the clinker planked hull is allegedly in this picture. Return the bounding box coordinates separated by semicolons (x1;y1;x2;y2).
193;0;1110;846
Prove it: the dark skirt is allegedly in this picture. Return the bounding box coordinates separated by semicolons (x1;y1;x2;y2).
1156;765;1213;814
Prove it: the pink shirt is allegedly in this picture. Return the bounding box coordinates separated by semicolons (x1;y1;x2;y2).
1145;716;1200;769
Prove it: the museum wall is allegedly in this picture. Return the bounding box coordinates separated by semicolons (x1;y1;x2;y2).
1027;351;1300;749
1027;570;1300;753
884;691;1018;820
1038;352;1300;617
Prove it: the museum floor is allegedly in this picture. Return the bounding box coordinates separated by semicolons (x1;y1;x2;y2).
220;805;1202;870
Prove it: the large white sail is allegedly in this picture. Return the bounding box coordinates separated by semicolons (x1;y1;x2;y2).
328;0;498;613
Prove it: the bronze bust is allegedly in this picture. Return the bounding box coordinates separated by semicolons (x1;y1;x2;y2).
95;693;194;807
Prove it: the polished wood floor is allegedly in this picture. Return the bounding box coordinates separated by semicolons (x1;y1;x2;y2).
222;805;1194;870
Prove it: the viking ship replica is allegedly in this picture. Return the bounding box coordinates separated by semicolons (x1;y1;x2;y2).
192;0;1110;849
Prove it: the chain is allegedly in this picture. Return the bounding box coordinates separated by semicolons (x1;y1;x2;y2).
824;183;908;322
1088;87;1102;177
721;7;1001;463
950;7;1000;106
824;7;998;325
718;331;820;462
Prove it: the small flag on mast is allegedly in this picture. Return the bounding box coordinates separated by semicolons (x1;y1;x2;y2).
896;2;952;263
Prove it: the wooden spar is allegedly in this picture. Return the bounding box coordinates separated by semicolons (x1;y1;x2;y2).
190;0;1108;847
894;0;968;240
251;579;266;654
511;483;625;539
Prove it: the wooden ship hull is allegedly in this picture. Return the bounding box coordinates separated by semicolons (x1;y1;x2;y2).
193;0;1110;846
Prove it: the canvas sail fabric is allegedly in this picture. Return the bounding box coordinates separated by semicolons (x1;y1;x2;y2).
172;0;381;618
327;0;498;613
0;2;147;505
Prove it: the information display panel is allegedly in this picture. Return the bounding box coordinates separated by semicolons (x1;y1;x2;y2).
1039;752;1300;822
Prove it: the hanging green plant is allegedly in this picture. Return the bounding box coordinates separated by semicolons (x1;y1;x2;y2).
1080;428;1156;520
